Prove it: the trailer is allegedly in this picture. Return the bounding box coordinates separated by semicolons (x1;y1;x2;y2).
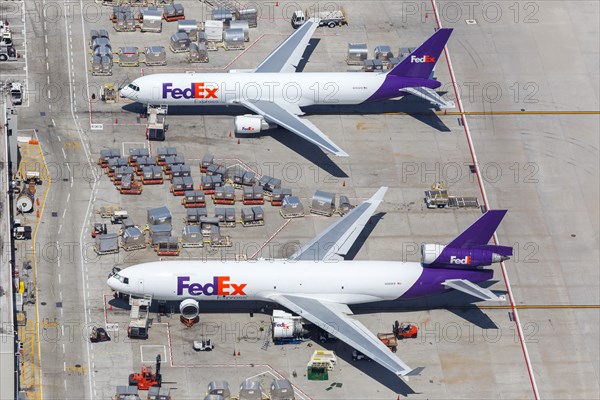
185;208;208;224
98;148;121;167
212;185;235;204
155;236;180;256
163;3;185;21
181;190;206;208
142;166;164;184
291;8;347;29
146;105;167;141
128;148;150;166
242;186;264;205
119;176;143;195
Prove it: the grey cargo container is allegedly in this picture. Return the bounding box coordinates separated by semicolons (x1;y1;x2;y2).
241;208;254;222
235;8;258;27
163;3;184;20
270;379;295;400
122;227;146;250
147;206;171;225
170;32;190;52
182;225;203;247
311;190;336;216
251;206;264;221
242;171;256;186
264;177;281;192
229;20;249;41
206;163;226;177
201;154;214;169
347;43;368;64
223;28;245;50
201;175;222;190
95;233;119;254
149;224;172;245
144;46;167;66
239;381;262;400
207;380;230;398
140;7;162;32
171;164;191;178
225;208;236;223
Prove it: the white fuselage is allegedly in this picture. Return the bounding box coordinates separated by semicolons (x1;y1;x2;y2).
109;260;424;304
122;72;391;107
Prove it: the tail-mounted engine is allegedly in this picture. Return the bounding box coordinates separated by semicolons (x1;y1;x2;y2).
234;114;273;134
421;243;512;268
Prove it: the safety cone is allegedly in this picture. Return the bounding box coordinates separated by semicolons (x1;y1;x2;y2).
342;180;346;187
237;351;240;356
229;131;232;138
233;350;236;356
36;198;40;206
237;139;240;145
115;117;118;124
109;305;113;311
36;210;40;218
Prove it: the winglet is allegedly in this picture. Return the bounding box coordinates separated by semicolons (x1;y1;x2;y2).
402;366;425;381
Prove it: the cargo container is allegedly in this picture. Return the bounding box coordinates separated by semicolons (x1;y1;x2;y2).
346;43;367;65
182;225;203;247
200;154;214;172
149;224;172;246
170;31;190;52
229;20;249;41
140;7;162;32
163;3;185;21
280;196;304;218
239;381;262;400
144;46;167;66
147;206;171;225
311;190;336;216
234;9;257;27
223;28;245;50
117;47;139;67
122;227;146;251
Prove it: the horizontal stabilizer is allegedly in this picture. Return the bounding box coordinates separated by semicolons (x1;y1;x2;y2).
443;279;506;302
402;87;455;109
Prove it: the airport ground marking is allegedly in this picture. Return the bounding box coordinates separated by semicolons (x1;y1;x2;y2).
431;1;540;398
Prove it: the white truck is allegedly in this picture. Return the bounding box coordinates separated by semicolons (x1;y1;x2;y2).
291;8;347;29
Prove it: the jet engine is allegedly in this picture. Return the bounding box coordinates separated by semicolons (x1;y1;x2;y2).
179;299;200;320
421;243;511;268
234;114;273;134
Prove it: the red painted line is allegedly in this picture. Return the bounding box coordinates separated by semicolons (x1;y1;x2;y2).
249;218;292;259
429;1;540;398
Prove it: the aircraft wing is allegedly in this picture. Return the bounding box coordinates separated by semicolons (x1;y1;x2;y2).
269;293;422;380
236;99;349;157
289;187;387;262
254;18;320;73
402;87;455;109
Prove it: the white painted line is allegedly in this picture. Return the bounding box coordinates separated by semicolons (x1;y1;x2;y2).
58;274;61;284
52;119;56;127
62;343;65;354
57;136;61;142
66;193;70;203
61;148;66;159
62;209;66;218
45;48;48;57
58;224;62;234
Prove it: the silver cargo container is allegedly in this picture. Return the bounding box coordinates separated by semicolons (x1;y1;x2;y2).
347;43;367;65
311;190;336;216
212;8;233;22
223;28;245;50
170;32;190;52
339;195;353;214
177;19;198;34
229;20;249;41
147;206;172;225
207;381;230;399
374;45;393;62
149;224;172;245
188;42;209;63
122;227;146;250
91;37;111;51
140;7;162;32
239;381;262;400
117;47;139;66
98;29;109;39
144;46;167;66
281;196;304;217
234;8;257;27
182;225;203;247
270;379;295;400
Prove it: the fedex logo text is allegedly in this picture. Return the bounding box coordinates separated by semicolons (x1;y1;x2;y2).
411;55;436;63
162;82;218;100
450;256;471;265
177;276;247;296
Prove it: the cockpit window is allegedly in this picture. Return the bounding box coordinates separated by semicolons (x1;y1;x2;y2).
113;273;129;284
126;84;140;91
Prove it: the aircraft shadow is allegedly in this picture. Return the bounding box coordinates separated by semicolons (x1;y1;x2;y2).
303;94;451;132
295;38;320;72
343;212;386;260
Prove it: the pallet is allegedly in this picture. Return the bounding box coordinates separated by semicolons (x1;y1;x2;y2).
142;179;164;185
213;198;235;205
241;220;265;227
242;199;265;205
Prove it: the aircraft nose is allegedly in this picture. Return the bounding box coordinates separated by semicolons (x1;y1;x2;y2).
107;276;120;291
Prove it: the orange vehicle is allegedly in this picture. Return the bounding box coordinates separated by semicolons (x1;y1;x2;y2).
129;355;162;390
393;320;418;339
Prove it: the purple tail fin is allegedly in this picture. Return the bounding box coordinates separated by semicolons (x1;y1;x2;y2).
422;210;512;269
448;210;508;249
388;28;453;78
